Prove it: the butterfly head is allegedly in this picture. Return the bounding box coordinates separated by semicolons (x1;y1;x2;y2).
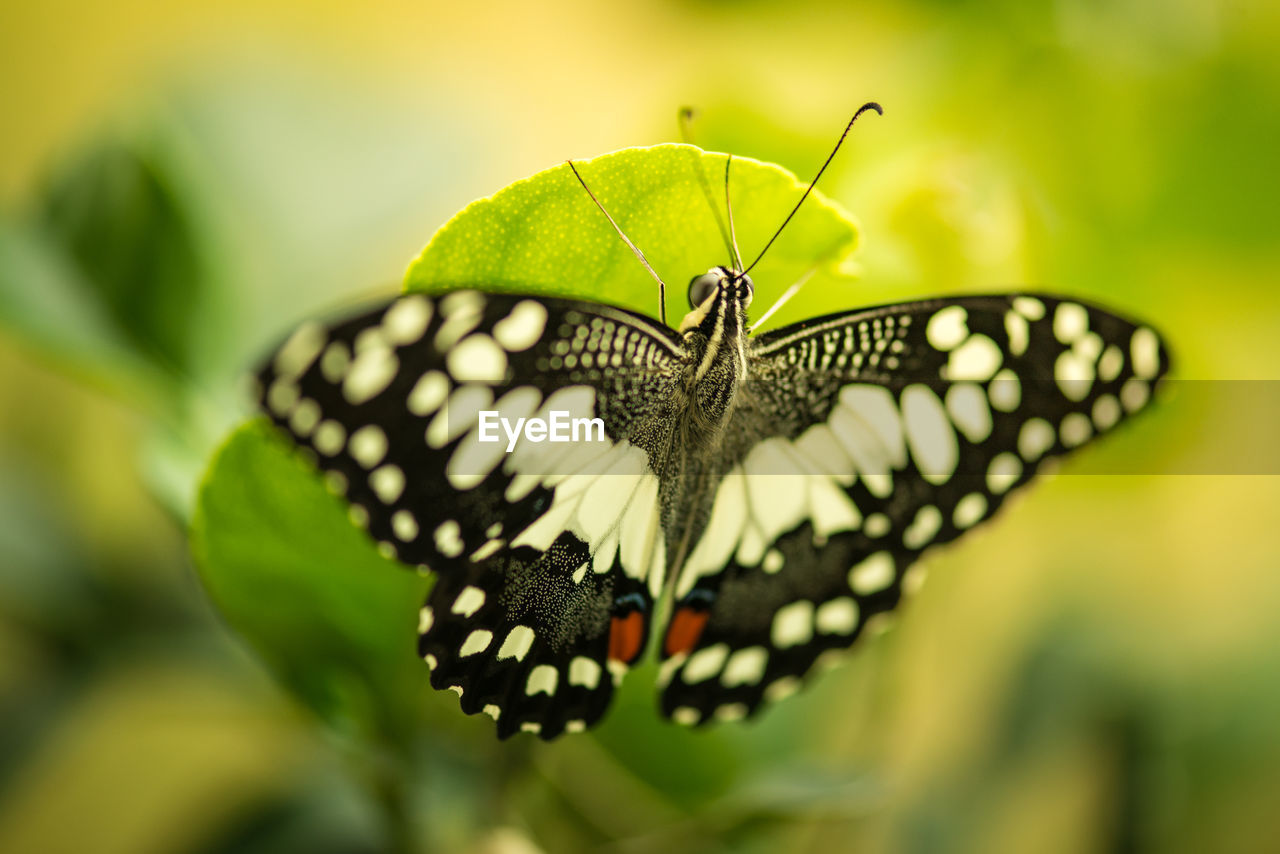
679;266;754;334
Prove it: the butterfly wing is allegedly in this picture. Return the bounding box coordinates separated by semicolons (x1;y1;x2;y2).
659;294;1169;725
257;290;683;737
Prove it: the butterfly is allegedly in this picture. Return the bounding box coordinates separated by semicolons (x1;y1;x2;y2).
255;104;1169;738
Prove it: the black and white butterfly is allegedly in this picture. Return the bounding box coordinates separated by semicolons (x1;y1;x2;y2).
255;105;1169;738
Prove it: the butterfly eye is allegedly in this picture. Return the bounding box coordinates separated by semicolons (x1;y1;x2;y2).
687;273;719;308
739;274;754;308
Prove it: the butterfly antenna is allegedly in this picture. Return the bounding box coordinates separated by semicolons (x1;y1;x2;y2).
751;264;818;330
679;107;737;266
742;101;882;276
568;160;669;326
724;154;744;272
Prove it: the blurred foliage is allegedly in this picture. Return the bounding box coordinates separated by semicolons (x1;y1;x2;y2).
2;0;1279;852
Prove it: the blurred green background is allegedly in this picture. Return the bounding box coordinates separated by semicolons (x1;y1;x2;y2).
2;1;1279;852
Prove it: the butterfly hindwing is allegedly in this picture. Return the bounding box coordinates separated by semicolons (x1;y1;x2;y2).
659;294;1168;724
257;290;681;737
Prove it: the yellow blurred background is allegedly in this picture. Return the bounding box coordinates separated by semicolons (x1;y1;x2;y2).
2;1;1279;852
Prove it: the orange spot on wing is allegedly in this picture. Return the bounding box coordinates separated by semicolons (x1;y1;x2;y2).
663;607;709;657
608;611;646;664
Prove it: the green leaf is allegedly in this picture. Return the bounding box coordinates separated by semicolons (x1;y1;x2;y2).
0;220;161;393
33;139;215;377
190;420;432;741
405;144;860;329
192;145;864;742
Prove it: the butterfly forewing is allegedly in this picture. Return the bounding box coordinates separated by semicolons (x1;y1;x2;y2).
658;294;1168;725
256;290;683;737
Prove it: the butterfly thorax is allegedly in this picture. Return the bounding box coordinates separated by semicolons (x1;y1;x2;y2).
676;267;753;437
655;268;756;578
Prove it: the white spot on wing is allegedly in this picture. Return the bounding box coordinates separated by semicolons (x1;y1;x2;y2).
426;385;493;449
953;492;988;529
793;423;854;475
289;399;320;436
447;333;508;383
679;468;748;597
459;629;492;656
945;383;993;443
526;664;558;696
926;305;968;350
313;420;346;456
434;520;464;558
434;290;484;350
902;385;958;485
274;322;326;378
447;386;540;489
369;464;405;503
682;644;729;684
815;597;859;635
1055;350;1095;402
1060;412;1093;447
764;676;801;703
470;538;504;562
349;425;388;468
771;601;814;649
618;473;663;594
343;345;399;405
391;509;419;541
744;440;808;544
1013;296;1045;320
1121;378;1149;411
807;476;862;538
498;626;535;661
1098;345;1125;383
578;446;649;543
408;370;449;416
715;703;748;722
986;452;1022;494
451;585;485;617
382;295;432;345
721;646;768;687
320;341;350;383
267;379;299;415
827;408;891;496
838;385;907;468
494;300;548;351
1018;418;1056;461
849;552;895;594
568;656;601;689
1131;327;1160;379
864;513;890;538
672;706;700;726
989;368;1021;412
1054;302;1089;343
945;334;1003;381
1092;394;1121;430
1005;310;1029;356
903;505;943;550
